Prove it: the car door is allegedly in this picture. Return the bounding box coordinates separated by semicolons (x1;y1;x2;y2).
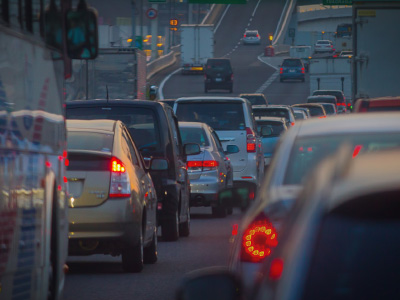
211;129;232;188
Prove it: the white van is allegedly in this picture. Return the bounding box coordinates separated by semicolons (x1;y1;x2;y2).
290;46;312;71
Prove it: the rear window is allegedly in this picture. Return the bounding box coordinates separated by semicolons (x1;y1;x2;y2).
67;153;110;171
180;127;210;147
282;59;302;67
206;60;232;72
313;91;345;102
242;96;266;106
322;104;335;115
253;108;289;121
67;131;114;152
66;106;162;154
294;106;324;117
256;121;285;136
294;112;306;119
175;102;245;131
308;97;336;105
302;191;400;300
245;31;258;37
317;41;330;44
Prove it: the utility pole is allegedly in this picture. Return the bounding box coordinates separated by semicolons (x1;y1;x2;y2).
131;0;135;46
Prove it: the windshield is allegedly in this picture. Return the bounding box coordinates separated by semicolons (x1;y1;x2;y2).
253;108;289;120
313;91;344;102
284;134;400;185
242;96;266;105
256;122;285;136
175;102;245;131
180;127;210;147
67;106;162;153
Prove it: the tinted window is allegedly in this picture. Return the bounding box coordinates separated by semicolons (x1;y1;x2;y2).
206;59;232;73
302;212;400;300
253;108;289;121
282;59;302;67
294;112;306;119
67;154;110;171
322;104;335;115
256;121;285;136
242;96;266;105
294;106;324;117
176;102;246;131
67;131;113;152
245;31;258;37
180;127;209;147
67;107;161;154
308;97;336;105
313;91;345;102
284;134;400;185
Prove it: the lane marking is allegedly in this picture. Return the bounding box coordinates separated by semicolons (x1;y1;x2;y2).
159;68;182;100
255;54;280;93
214;4;231;33
247;22;250;26
272;0;294;45
201;4;215;25
252;0;261;17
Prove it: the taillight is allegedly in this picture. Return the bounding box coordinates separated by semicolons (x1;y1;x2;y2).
347;103;351;107
109;158;131;198
246;127;256;153
269;258;284;280
301;67;305;74
240;213;278;263
187;160;219;171
280;67;283;74
318;116;326;119
244;34;247;38
291;122;295;126
256;34;259;38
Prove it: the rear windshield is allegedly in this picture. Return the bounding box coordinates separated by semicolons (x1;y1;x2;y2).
313;91;344;102
180;127;210;147
282;59;302;67
308;97;336;105
245;31;258;37
67;106;161;153
206;60;232;73
317;41;330;44
294;112;306;119
256;121;285;136
322;104;336;115
284;134;400;185
302;209;400;300
242;96;266;105
294;106;324;117
175;102;245;131
67;131;114;152
253;108;289;121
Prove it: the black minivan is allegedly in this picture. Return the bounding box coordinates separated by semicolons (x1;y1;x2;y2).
67;100;198;242
204;58;233;93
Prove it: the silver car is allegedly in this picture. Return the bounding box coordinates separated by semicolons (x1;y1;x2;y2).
228;112;400;292
179;122;234;217
242;30;261;45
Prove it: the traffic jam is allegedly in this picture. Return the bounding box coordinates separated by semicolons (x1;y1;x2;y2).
1;0;400;300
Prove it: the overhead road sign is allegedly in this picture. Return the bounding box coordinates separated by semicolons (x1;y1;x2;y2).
188;0;246;4
323;0;352;4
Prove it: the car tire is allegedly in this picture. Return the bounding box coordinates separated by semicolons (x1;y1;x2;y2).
212;206;227;218
161;209;179;242
301;77;305;82
122;226;144;273
143;228;158;264
280;78;284;82
179;205;190;237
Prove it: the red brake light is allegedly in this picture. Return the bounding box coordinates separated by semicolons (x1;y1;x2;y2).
187;160;219;171
244;34;247;38
269;258;284;280
301;67;305;74
246;127;256;153
109;157;131;198
352;145;363;158
291;122;295;126
240;213;278;263
256;34;259;38
280;67;283;74
203;160;219;168
187;161;202;168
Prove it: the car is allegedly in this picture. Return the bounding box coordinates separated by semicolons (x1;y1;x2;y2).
239;93;268;106
320;103;337;116
292;103;327;118
158;99;176;108
179;122;235;217
252;105;296;128
312;89;348;112
307;95;337;110
292;110;307;120
227;113;400;294
314;39;334;53
178;147;400;300
66;100;197;242
242;30;261;45
279;58;305;82
255;117;287;168
292;106;311;119
66;119;158;273
204;58;233;93
353;96;400;112
174;97;265;209
339;50;353;57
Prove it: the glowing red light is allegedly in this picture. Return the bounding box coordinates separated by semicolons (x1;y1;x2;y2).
299;146;304;151
249;190;255;200
111;159;126;173
291;122;295;126
46;161;51;168
269;258;284;280
57;185;62;191
307;147;313;152
247;143;256;152
232;224;238;236
187;161;203;168
63;176;68;183
352;145;363;158
63;150;67;158
65;159;69;167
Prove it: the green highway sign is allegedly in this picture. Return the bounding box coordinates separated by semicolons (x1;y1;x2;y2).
323;0;352;4
148;0;166;3
188;0;246;3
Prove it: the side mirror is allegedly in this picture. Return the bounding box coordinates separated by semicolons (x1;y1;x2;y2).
150;158;168;171
66;6;98;59
225;145;239;155
184;143;201;156
261;126;273;137
176;267;242;300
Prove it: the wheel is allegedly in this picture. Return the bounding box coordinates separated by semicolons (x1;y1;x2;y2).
143;228;158;264
122;225;144;273
280;78;284;82
212;206;227;218
179;205;190;237
161;209;179;242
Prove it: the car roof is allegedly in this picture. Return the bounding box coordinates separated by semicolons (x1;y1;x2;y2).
293;103;324;108
239;93;265;97
253;105;288;109
175;96;246;103
255;117;286;123
295;112;400;137
178;121;208;129
67;99;165;108
66;119;117;132
308;95;336;99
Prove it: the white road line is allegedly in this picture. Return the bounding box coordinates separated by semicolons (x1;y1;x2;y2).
214;4;231;33
201;4;215;25
252;0;261;17
247;22;250;26
158;68;182;100
255;54;280;93
250;18;253;22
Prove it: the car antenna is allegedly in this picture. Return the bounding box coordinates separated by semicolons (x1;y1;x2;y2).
106;85;109;103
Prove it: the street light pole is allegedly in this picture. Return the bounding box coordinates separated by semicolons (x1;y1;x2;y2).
131;0;136;47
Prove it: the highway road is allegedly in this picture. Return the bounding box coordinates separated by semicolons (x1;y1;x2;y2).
64;1;311;300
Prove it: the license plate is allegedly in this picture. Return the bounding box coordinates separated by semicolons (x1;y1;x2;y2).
289;70;295;73
215;78;222;82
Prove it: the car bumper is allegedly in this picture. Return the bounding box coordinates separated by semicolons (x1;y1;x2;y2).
243;39;261;44
205;81;233;89
189;170;225;206
280;73;304;80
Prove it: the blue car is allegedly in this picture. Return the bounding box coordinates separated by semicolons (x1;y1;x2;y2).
280;58;305;82
256;117;288;167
